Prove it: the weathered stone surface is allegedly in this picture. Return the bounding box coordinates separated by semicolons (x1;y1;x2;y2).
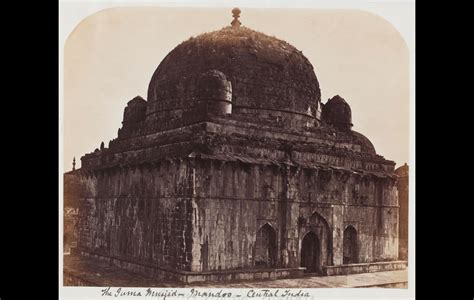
67;18;401;283
63;254;407;287
323;261;407;276
146;26;321;132
64;207;78;253
321;95;353;132
395;163;408;261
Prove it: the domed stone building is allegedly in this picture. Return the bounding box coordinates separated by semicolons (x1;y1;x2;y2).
71;9;405;283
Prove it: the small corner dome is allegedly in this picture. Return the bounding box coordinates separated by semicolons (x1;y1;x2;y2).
322;95;353;131
395;163;409;176
123;95;147;124
351;131;376;155
197;69;232;100
127;95;146;105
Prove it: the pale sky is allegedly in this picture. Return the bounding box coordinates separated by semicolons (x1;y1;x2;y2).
63;7;409;171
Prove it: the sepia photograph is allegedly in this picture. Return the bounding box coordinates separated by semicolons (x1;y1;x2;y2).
60;1;413;298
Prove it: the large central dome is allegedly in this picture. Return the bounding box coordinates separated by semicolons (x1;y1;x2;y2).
146;26;321;126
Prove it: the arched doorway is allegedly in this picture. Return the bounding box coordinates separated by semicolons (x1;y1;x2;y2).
343;225;358;264
301;231;321;273
254;224;277;268
300;211;332;270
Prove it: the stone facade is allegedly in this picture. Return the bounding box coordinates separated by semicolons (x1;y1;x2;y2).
395;163;408;261
64;171;80;253
68;18;402;282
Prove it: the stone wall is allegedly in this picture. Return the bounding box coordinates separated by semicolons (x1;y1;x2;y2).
76;155;398;275
323;261;407;276
64;271;100;286
64;207;78;253
85;120;394;173
64;172;81;208
76;159;194;271
395;164;408;261
190;158;398;272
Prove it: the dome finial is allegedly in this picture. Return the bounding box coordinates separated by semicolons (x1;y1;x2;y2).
231;8;241;27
